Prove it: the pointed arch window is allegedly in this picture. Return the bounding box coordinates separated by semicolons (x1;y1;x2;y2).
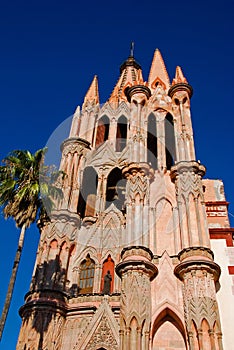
79;254;95;294
147;113;158;169
105;167;126;211
100;255;114;294
165;113;176;170
77;167;98;218
116;115;128;152
95;115;110;148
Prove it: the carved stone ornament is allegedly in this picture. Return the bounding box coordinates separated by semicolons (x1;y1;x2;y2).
61;137;90;156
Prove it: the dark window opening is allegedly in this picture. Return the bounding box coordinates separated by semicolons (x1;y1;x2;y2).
79;254;95;294
77;167;98;218
116;116;127;152
95;116;110;148
105;168;126;212
165;113;176;170
147;113;158;169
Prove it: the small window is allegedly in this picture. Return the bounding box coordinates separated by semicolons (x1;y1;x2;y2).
79;254;95;294
95;116;110;147
165;113;176;170
116;116;127;152
77;167;98;218
147;113;158;169
105;168;126;211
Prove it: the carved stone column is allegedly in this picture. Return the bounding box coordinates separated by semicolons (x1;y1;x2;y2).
169;78;195;162
174;248;223;350
116;246;158;350
17;290;67;350
170;161;209;248
125;84;151;164
60;137;90;213
122;163;154;246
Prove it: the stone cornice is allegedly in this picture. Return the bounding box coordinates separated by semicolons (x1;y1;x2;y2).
168;82;193;98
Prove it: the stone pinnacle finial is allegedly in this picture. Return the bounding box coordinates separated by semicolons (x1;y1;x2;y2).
172;66;188;85
168;66;193;98
82;75;99;108
148;49;170;90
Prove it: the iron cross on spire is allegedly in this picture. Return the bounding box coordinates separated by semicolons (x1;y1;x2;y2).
130;41;134;57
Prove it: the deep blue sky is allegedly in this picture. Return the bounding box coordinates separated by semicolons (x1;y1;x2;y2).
0;0;233;348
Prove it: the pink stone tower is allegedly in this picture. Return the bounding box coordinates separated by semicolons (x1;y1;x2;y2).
17;49;234;350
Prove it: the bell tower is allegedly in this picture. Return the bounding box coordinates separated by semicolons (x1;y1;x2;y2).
17;48;233;350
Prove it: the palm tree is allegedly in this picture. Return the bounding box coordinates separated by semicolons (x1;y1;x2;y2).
0;148;63;341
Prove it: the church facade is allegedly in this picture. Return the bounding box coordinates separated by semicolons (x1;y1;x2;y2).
17;50;234;350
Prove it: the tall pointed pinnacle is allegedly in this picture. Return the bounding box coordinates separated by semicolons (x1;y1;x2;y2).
171;66;188;85
108;43;144;106
82;75;99;108
148;49;170;90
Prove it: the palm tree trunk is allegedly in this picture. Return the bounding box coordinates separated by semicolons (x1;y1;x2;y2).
0;223;26;341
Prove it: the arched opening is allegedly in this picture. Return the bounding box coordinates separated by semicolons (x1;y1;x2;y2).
105;167;126;211
67;244;78;296
147;113;158;169
100;255;115;294
77;167;98;218
165;113;176;170
58;241;68;289
95;115;110;148
79;254;95;294
116;115;128;152
152;308;187;350
45;239;59;289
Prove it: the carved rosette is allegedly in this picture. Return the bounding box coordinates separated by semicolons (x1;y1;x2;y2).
116;246;158;350
174;247;223;349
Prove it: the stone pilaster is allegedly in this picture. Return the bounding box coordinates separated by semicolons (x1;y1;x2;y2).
59;137;90;213
125;84;151;163
171;161;210;248
169;78;195;162
122;163;154;246
174;248;223;350
116;246;157;350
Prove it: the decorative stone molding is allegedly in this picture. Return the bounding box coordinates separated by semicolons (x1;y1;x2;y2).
170;161;206;182
125;84;151;103
116;246;157;350
178;246;214;262
120;245;154;261
168;82;193;99
122;163;154;205
61;137;90;156
174;248;223;349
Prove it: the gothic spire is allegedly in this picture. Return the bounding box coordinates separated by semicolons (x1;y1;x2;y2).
148;49;170;90
83;75;99;108
108;49;143;105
